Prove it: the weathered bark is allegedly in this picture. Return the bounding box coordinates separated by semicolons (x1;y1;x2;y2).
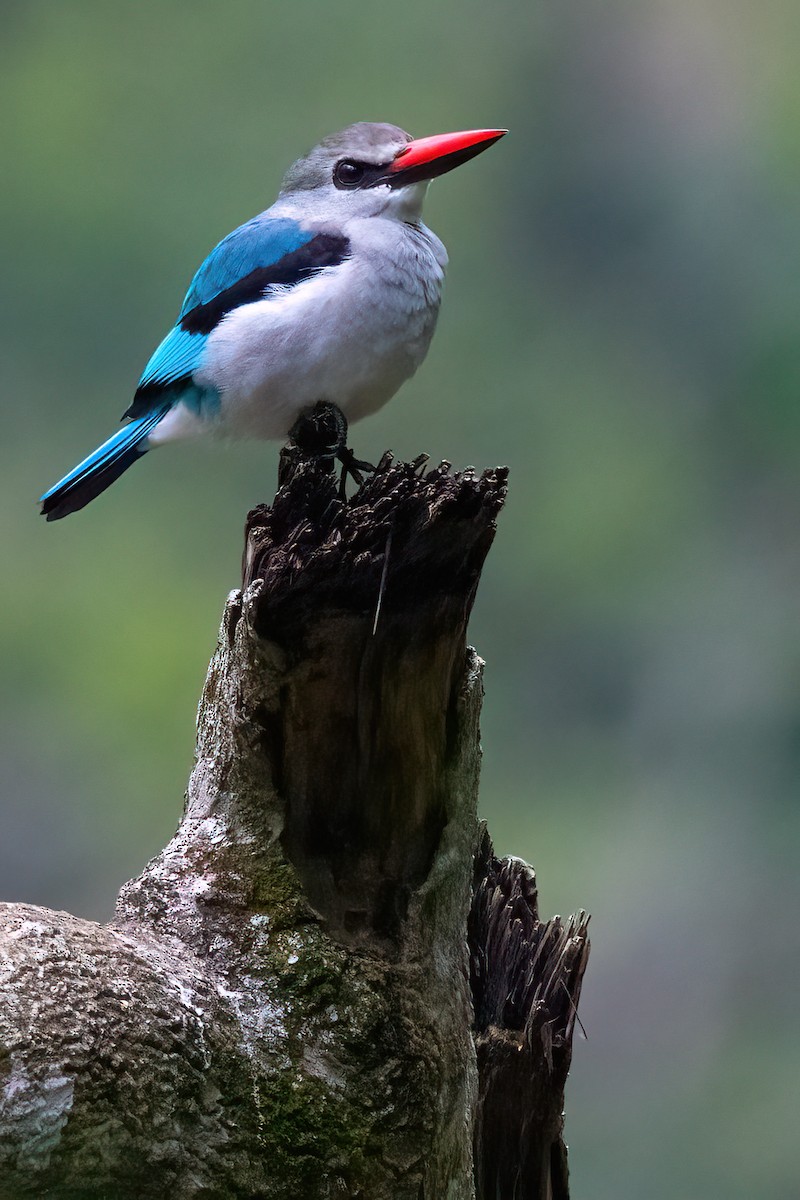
0;453;588;1199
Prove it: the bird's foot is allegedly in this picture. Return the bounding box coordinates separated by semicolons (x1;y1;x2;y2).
288;401;345;464
335;445;377;500
285;402;375;498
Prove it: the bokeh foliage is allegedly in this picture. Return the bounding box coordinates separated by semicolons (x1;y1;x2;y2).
2;2;799;1196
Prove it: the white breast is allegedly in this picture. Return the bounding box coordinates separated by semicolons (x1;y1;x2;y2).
184;218;447;443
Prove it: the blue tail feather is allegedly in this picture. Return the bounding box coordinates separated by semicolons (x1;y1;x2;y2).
40;409;166;521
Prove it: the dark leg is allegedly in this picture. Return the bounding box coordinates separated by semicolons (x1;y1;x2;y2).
286;402;375;497
288;401;346;462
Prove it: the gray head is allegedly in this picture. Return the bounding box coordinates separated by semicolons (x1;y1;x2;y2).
277;121;507;222
281;123;411;193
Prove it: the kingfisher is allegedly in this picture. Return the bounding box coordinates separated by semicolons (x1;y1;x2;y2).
39;123;507;520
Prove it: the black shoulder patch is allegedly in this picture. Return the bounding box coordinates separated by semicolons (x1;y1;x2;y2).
179;232;350;336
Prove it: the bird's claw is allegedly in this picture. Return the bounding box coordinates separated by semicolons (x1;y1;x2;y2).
335;446;377;499
288;402;375;499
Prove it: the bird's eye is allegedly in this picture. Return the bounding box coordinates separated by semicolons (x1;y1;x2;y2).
334;159;367;189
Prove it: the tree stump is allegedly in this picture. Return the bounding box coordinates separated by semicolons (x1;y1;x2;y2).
0;453;589;1199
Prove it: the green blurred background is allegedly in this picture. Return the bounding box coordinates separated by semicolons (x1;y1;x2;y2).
2;1;799;1195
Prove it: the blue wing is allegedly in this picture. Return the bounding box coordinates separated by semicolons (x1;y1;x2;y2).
137;326;208;391
127;216;347;420
179;216;314;316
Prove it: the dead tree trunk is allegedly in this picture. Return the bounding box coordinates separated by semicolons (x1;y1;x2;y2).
0;453;589;1199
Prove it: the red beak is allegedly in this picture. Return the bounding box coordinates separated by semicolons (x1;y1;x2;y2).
386;127;507;186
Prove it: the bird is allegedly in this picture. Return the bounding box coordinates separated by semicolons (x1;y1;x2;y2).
39;122;507;520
